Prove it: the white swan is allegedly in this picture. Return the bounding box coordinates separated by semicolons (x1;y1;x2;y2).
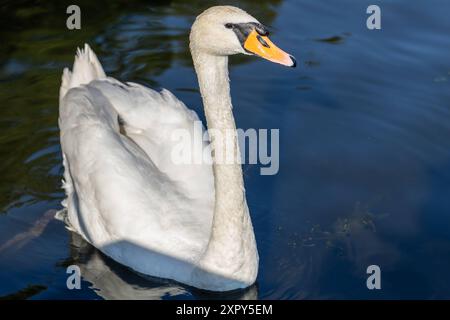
58;5;295;292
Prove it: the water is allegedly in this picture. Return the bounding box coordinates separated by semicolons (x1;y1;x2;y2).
1;0;450;299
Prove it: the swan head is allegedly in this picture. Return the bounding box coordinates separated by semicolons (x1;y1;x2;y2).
190;6;296;67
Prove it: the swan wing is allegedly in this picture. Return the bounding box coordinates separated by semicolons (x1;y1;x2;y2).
87;79;213;196
59;82;214;280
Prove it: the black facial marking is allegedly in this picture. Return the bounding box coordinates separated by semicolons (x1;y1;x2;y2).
224;22;270;46
252;23;269;36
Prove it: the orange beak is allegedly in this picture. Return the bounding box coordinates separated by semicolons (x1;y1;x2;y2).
244;30;296;68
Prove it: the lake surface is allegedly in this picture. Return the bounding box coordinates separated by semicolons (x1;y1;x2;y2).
1;0;450;299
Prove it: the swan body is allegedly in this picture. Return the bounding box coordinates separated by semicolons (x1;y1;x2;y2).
59;6;295;291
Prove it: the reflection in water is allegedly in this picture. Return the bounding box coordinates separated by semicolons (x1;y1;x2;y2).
65;232;258;300
314;34;349;45
0;285;47;300
0;210;55;252
259;202;401;299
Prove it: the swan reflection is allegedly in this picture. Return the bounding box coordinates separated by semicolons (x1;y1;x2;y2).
66;232;258;300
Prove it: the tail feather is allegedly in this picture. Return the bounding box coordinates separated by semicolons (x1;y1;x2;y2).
59;43;106;102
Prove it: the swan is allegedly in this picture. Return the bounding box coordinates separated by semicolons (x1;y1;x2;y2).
58;5;295;292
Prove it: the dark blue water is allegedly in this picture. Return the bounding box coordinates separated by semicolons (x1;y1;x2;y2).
1;0;450;299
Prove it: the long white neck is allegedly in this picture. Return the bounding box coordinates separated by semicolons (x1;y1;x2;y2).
191;48;258;289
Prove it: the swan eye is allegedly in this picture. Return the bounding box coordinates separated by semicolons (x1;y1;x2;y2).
225;23;234;29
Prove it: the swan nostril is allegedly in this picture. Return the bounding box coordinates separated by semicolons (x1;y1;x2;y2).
257;35;270;48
